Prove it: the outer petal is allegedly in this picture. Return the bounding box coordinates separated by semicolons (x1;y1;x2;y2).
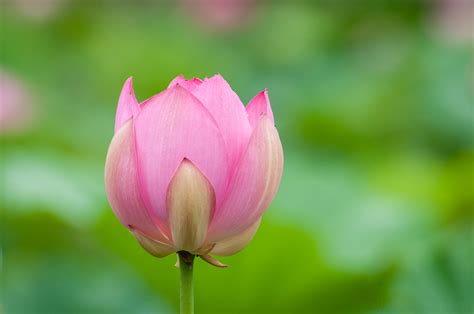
192;74;252;168
115;77;140;133
104;120;171;244
208;116;283;242
168;75;203;92
167;160;214;252
246;90;274;128
200;255;227;268
134;85;229;223
133;230;175;257
210;218;261;256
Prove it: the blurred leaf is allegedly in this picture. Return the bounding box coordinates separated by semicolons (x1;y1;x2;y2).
2;148;105;226
372;224;474;314
2;213;172;314
273;152;437;273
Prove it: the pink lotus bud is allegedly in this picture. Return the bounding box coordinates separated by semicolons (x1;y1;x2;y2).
104;75;283;261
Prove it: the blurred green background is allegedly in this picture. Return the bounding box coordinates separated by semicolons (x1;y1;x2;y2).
1;0;473;313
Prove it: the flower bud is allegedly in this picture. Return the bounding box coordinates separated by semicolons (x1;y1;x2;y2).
104;74;283;264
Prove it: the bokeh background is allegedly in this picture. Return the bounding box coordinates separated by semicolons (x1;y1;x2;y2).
1;0;473;313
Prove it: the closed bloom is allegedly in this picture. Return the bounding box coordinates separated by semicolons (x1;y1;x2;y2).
104;74;283;263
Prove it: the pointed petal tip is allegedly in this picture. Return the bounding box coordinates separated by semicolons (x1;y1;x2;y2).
167;82;190;94
255;89;269;101
200;254;228;268
207;73;227;84
167;74;185;88
123;77;135;94
246;89;274;128
115;77;140;133
168;75;203;91
121;76;135;94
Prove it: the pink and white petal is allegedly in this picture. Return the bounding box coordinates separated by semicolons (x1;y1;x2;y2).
207;117;283;242
168;75;203;92
134;85;229;223
133;230;175;257
105;120;171;244
115;77;140;133
211;218;261;256
246;90;274;129
192;74;252;167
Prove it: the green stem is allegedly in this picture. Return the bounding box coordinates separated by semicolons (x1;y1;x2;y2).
178;251;195;314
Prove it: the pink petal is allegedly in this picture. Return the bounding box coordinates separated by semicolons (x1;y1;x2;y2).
139;84;176;112
114;77;140;133
105;120;171;244
134;84;229;224
139;90;165;109
207;116;283;242
246;90;274;128
168;75;203;92
211;218;261;256
192;74;252;168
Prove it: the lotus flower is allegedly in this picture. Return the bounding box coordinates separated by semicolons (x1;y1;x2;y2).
105;75;283;263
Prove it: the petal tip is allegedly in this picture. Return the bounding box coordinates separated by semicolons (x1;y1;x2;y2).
208;73;227;84
256;89;269;102
114;77;140;133
168;82;194;97
123;77;135;94
200;254;228;268
167;74;185;88
123;76;135;92
246;89;274;128
168;75;203;91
